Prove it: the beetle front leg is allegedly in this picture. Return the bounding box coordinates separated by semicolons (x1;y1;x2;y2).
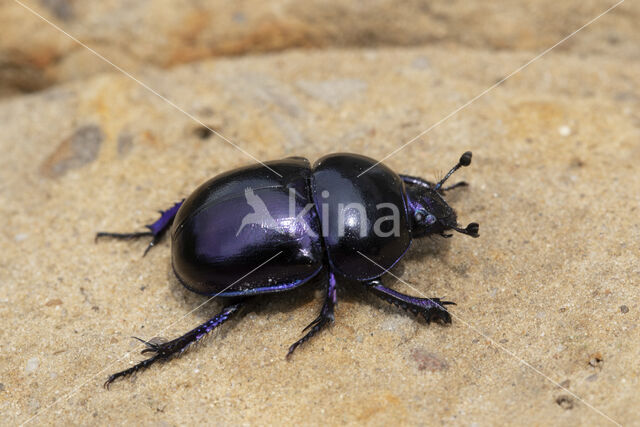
104;300;244;388
363;279;454;324
399;175;467;194
287;270;337;358
96;200;184;256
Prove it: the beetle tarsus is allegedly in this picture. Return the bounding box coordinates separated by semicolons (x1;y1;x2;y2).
95;200;183;256
142;235;162;257
287;312;333;358
287;270;337;358
104;353;162;389
95;231;153;241
105;301;243;388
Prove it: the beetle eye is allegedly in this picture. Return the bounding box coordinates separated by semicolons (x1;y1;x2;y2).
415;208;435;225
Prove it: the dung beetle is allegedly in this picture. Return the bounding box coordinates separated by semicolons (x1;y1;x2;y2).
97;152;479;387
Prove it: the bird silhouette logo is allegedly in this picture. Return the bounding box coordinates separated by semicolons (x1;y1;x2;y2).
236;187;279;236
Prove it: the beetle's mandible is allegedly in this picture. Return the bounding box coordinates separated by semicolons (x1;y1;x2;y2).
97;152;479;387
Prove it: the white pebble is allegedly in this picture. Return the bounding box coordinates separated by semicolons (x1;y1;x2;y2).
25;357;39;373
558;125;572;136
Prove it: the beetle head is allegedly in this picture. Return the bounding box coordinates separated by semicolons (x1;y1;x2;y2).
405;152;479;239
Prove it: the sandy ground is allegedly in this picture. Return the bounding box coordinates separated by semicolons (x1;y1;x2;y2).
1;2;639;427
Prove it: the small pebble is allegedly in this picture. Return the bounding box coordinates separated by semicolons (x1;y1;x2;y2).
620;305;629;313
25;357;39;373
588;352;603;368
194;126;214;139
556;395;574;410
558;125;572;136
586;374;598;382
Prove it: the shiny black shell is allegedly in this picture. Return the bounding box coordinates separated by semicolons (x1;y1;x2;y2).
171;154;411;296
312;154;411;280
171;157;324;296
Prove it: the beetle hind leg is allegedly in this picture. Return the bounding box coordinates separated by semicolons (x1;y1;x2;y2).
364;279;454;324
104;300;243;388
96;200;184;256
287;270;337;358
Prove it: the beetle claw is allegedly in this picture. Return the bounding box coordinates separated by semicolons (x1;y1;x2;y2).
423;307;452;324
418;298;453;324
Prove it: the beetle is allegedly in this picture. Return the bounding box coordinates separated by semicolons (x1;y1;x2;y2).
97;152;479;387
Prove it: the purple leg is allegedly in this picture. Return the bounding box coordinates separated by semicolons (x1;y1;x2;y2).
104;301;244;388
287;269;337;358
399;175;467;194
364;279;454;323
96;200;184;256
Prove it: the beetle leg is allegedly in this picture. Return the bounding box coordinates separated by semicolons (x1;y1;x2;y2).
399;175;467;194
399;174;436;189
364;279;454;324
440;181;468;192
104;301;243;388
286;270;337;358
96;199;184;256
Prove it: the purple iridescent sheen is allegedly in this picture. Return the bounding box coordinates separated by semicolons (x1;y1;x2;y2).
171;157;324;296
371;282;441;310
146;201;184;235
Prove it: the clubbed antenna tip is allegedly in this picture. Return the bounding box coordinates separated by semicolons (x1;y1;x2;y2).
460;151;472;167
435;151;473;190
453;222;479;238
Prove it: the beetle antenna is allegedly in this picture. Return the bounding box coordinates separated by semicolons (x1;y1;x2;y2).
434;151;472;191
451;222;479;238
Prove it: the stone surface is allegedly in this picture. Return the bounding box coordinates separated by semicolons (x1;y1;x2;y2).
1;0;639;96
1;10;640;427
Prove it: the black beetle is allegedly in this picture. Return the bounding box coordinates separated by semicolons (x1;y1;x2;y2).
97;152;478;387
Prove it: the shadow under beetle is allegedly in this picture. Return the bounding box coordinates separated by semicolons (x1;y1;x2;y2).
97;152;479;387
